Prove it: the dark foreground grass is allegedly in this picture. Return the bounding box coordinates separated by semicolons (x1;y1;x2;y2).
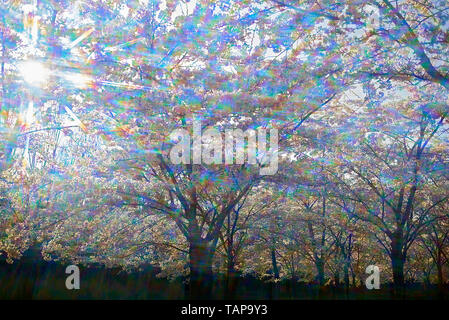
0;254;447;300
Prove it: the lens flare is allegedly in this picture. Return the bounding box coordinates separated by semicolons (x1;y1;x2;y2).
18;61;49;86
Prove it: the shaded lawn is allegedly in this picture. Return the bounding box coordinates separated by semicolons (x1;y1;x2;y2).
0;257;447;300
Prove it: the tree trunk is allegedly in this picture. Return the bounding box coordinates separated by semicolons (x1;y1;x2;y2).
188;240;214;299
270;248;279;300
436;250;445;297
316;259;325;286
333;271;340;288
350;265;357;287
391;256;405;295
343;261;350;291
271;248;279;280
224;258;238;299
390;235;405;295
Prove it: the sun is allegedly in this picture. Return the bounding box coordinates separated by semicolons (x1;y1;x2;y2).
18;60;49;86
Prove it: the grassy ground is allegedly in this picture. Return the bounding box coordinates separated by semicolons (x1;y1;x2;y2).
0;257;447;300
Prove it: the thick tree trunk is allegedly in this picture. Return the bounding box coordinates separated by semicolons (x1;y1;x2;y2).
188;240;214;299
390;235;405;295
391;256;405;296
224;258;238;299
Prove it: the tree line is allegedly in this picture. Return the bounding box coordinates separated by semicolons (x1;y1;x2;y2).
0;0;448;299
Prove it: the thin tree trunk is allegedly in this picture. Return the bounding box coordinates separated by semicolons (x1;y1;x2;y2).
333;271;340;288
436;250;445;297
316;259;325;286
269;248;279;300
271;248;280;280
343;261;350;292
